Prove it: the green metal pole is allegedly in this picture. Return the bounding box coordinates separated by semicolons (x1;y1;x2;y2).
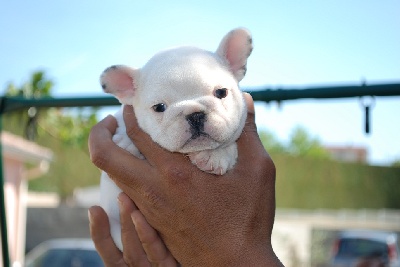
0;112;10;267
0;82;399;114
0;96;120;113
249;82;400;102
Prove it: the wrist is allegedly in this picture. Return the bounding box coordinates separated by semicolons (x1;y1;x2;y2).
181;242;283;267
229;246;284;267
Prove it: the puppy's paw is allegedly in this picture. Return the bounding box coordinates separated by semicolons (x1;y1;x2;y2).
188;143;238;175
112;133;144;159
109;217;123;251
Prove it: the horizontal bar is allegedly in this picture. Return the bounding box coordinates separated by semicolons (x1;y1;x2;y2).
0;96;120;114
0;82;399;114
248;83;400;102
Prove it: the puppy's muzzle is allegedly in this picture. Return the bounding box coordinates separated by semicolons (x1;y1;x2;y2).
186;112;207;138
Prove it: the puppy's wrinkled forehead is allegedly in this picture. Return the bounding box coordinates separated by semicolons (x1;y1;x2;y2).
139;47;234;95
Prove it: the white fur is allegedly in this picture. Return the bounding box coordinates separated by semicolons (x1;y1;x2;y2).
99;28;253;250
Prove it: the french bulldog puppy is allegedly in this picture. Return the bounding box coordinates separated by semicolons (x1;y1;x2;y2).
100;28;253;250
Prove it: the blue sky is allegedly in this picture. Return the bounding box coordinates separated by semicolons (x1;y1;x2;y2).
1;1;399;165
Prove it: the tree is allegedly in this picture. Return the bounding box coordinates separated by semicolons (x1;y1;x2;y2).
3;71;53;139
391;159;400;167
288;126;331;159
5;71;53;98
40;107;98;149
258;126;331;160
258;129;287;154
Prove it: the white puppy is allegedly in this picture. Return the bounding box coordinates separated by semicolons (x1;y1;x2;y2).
100;28;253;250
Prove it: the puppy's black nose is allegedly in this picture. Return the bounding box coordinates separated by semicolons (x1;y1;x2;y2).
186;112;206;131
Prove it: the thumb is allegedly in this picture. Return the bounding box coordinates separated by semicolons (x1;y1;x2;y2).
236;93;266;160
242;92;258;134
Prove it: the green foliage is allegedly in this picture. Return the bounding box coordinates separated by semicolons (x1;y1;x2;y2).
259;126;331;159
260;126;400;209
273;153;400;209
3;71;53;139
391;158;400;167
258;130;286;154
40;108;98;149
29;132;101;198
288;126;331;159
5;71;53;98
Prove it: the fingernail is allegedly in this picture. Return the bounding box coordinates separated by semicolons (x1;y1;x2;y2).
88;208;93;224
104;114;115;121
117;193;124;208
131;212;138;227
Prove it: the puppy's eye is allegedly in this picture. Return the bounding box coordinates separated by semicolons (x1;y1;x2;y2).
152;103;167;112
214;88;228;99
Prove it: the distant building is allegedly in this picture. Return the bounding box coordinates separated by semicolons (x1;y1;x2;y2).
324;145;368;163
1;131;53;267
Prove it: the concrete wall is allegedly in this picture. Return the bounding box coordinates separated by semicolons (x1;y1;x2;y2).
25;205;90;253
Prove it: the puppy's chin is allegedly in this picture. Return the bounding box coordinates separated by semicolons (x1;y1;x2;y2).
178;135;221;154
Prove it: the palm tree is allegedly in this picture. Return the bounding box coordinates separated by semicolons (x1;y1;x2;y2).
4;71;53;139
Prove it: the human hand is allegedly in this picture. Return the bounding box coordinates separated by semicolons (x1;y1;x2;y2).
89;192;178;267
89;93;283;266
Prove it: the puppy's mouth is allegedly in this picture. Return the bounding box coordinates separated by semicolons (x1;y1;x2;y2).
182;131;214;148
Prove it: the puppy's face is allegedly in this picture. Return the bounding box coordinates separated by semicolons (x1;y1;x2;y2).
134;47;246;153
101;28;253;153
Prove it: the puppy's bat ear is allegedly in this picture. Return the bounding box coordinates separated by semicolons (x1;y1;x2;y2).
100;65;139;105
216;28;253;82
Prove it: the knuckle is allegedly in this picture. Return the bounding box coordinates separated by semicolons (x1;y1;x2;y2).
244;119;257;134
258;155;276;183
142;185;164;208
89;147;107;170
125;122;141;141
162;163;190;182
88;131;112;170
123;255;149;267
243;149;275;178
119;220;133;236
259;152;274;168
266;156;276;177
